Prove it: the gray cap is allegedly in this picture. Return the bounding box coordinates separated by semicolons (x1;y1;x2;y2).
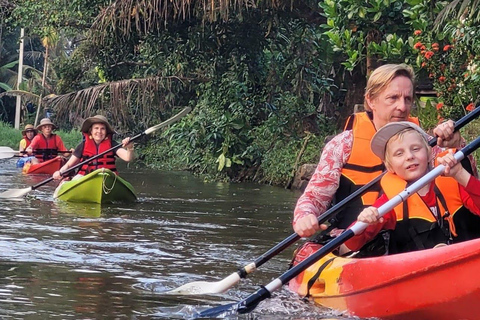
371;121;430;161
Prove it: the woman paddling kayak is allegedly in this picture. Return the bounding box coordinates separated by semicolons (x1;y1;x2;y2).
53;115;134;181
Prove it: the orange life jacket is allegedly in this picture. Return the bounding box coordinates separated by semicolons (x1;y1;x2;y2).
78;133;117;175
33;134;60;162
381;172;480;253
332;112;420;228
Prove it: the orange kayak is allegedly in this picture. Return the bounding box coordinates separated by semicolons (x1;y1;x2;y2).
22;157;64;175
288;238;480;320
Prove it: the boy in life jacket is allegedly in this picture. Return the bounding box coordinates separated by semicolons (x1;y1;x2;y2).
19;124;37;153
16;124;37;168
52;115;134;181
26;118;71;164
344;121;480;254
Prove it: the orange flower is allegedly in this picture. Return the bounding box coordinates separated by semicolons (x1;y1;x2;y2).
464;72;470;78
443;44;453;51
424;51;434;59
421;62;426;67
436;102;444;110
432;43;439;51
414;30;422;36
466;103;475;111
414;42;423;49
439;76;446;83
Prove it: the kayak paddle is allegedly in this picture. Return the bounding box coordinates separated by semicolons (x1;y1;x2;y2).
0;147;72;159
0;107;191;199
165;105;480;295
194;133;480;318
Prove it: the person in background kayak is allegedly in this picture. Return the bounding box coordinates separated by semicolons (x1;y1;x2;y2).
26;118;71;164
52;115;134;180
16;124;37;168
293;64;471;240
19;124;37;153
344;122;480;254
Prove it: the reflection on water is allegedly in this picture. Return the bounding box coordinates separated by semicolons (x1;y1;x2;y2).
0;158;359;319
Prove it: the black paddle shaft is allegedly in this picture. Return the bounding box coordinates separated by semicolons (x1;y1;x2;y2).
245;106;480;276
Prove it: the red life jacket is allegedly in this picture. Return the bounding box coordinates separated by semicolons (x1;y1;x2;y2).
333;112;420;228
32;134;60;162
78;132;117;175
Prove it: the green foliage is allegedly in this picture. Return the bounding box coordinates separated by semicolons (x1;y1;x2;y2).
0;121;23;148
321;0;418;70
139;16;336;184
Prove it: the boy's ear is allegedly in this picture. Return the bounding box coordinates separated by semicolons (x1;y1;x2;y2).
385;163;395;173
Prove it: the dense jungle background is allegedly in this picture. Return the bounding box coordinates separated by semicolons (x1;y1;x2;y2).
1;0;480;186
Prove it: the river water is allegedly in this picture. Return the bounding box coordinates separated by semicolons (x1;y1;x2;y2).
0;158;358;320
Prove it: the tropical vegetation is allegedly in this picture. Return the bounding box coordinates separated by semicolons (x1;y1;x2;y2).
1;0;480;186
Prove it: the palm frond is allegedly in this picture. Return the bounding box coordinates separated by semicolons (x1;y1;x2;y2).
90;0;293;44
0;89;40;100
44;76;194;132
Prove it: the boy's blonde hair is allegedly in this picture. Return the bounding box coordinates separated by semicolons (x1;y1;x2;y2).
364;64;415;111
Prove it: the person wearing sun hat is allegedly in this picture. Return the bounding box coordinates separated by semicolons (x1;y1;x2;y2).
343;121;480;254
52;114;134;181
19;124;37;153
15;124;38;168
26;118;70;164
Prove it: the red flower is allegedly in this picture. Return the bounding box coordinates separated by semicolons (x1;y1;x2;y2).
424;51;434;59
466;103;475;111
414;42;423;49
439;76;446;83
443;44;453;51
432;43;439;51
436;102;444;110
429;73;434;78
414;30;422;36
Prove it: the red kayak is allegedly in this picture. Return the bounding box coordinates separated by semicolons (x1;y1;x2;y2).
288;238;480;320
22;157;64;175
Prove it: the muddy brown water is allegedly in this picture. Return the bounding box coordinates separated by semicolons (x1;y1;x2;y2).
0;158;360;319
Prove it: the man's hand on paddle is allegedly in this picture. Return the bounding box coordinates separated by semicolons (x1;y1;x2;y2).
433;120;461;148
293;213;327;238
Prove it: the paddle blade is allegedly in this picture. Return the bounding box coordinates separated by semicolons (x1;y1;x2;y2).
193;302;238;319
166;273;241;295
0;187;32;199
0;147;17;159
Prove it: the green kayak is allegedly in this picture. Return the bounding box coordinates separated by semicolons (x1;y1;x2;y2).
54;168;137;203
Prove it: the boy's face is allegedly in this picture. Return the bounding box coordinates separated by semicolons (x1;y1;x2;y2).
385;130;429;182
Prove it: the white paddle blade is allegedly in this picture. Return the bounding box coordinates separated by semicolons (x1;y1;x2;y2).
0;187;33;199
0;147;18;159
165;272;241;295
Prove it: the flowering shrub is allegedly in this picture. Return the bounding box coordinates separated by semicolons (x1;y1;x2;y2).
412;28;479;122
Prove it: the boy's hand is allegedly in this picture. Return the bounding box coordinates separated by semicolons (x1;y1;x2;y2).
437;149;471;186
357;207;383;224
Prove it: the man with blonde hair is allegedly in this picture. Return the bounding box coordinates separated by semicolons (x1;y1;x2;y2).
293;63;464;239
